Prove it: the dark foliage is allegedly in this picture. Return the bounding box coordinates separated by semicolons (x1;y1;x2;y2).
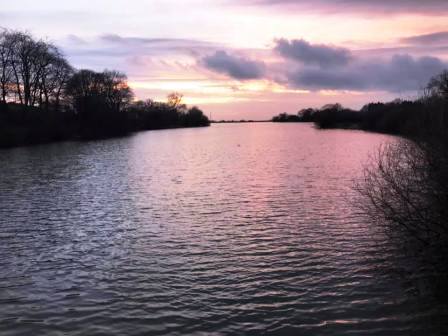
126;99;209;131
0;31;209;148
0;103;76;147
272;112;301;122
312;104;360;129
272;104;360;128
272;98;441;136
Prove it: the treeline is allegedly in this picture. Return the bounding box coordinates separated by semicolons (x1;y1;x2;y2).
272;104;365;130
0;30;209;148
212;119;265;123
272;73;448;138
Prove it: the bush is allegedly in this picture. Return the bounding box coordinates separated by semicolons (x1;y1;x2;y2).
356;71;448;271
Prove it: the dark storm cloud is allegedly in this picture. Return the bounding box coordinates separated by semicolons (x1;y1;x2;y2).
401;31;448;45
275;39;352;68
237;0;448;14
287;54;447;92
201;51;265;80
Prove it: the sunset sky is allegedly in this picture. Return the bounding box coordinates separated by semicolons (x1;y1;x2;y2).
3;0;448;119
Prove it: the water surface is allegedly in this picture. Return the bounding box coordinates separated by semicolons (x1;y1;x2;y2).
0;123;446;335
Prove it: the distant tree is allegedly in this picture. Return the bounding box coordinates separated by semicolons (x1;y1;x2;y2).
66;69;133;116
8;31;46;107
66;69;98;117
297;108;316;122
272;112;300;122
39;48;73;111
0;30;15;105
167;92;187;112
313;103;360;128
0;30;73;110
321;103;343;111
182;106;210;127
65;69;133;136
127;99;209;130
426;70;448;99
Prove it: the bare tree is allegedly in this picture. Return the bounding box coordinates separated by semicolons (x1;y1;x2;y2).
102;70;133;112
426;70;448;99
357;71;448;251
167;92;186;112
38;48;73;111
66;69;133;116
357;141;447;245
8;31;35;105
0;30;15;104
1;30;72;109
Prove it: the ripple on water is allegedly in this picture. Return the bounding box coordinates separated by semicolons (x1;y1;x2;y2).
0;124;447;335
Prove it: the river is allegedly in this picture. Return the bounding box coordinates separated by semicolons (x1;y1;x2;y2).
0;123;446;335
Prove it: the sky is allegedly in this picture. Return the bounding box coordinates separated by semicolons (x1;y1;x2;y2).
2;0;448;119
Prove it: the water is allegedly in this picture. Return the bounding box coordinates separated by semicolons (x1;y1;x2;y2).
0;123;446;335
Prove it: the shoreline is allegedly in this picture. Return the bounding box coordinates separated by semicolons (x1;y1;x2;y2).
0;123;210;150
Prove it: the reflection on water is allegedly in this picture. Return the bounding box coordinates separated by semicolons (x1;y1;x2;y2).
0;123;446;335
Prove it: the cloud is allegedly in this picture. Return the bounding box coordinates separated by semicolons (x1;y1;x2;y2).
66;34;87;45
275;39;352;68
99;34;216;49
401;31;448;45
237;0;448;14
201;50;265;80
60;33;218;66
63;34;218;57
286;54;447;92
56;33;224;81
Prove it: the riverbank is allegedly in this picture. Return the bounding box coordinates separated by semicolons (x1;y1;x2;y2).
272;99;428;137
0;103;210;149
0;31;210;149
273;72;448;267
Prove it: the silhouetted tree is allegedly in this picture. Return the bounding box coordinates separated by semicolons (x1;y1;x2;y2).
127;95;209;130
167;92;186;112
0;30;210;147
312;104;360;128
426;70;448;99
65;69;133;136
39;49;73;111
182;106;210;127
298;108;316;122
66;70;130;115
272;112;300;122
0;30;15;105
8;31;45;107
357;71;448;258
0;30;73;110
